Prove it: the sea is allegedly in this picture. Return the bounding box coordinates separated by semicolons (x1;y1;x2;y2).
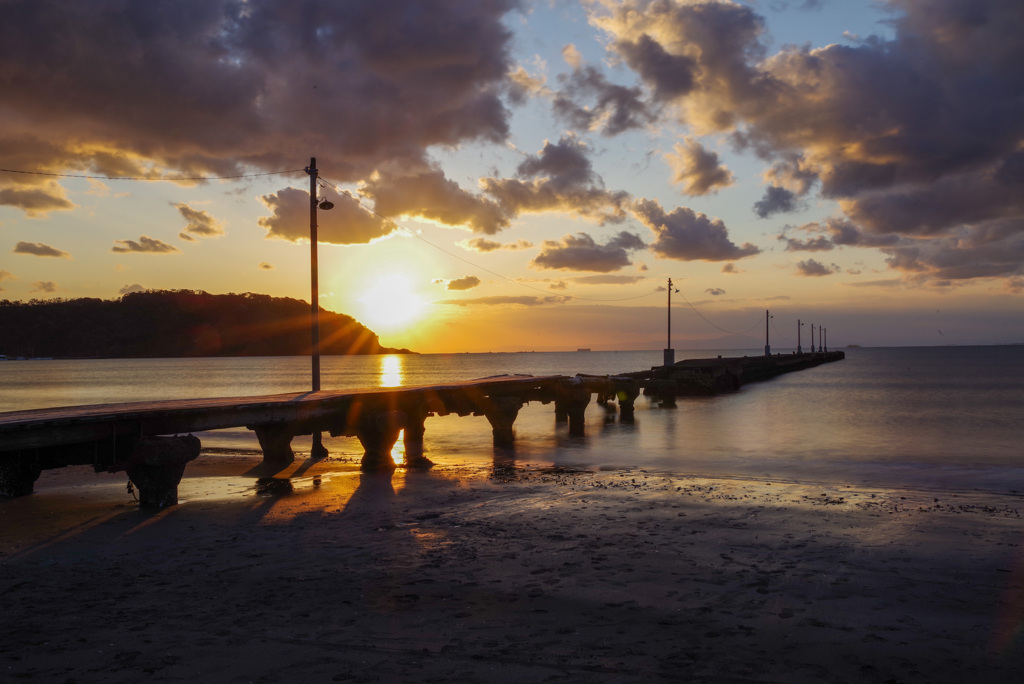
2;346;1023;496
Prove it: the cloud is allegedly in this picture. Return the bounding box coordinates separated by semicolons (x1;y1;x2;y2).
445;275;482;291
721;263;739;274
360;168;508;234
795;259;841;277
631;198;760;261
111;236;180;254
0;181;74;216
754;186;798;218
458;237;534;252
438;295;571;307
118;283;145;294
259;262;273;270
0;269;14;281
175;203;225;239
481;136;630;224
844;279;904;289
705;288;726;295
0;0;521;204
530;231;646;273
665;138;734;196
552;63;655;136
13;241;71;258
777;223;835;252
258;187;394;245
591;0;1024;284
30;280;57;293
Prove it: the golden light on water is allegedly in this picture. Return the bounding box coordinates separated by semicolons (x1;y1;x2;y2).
379;354;404;387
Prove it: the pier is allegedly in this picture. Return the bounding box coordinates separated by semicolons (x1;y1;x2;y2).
0;351;843;505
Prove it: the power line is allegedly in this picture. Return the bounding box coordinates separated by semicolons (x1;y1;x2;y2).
0;167;305;181
674;288;763;336
317;176;660;304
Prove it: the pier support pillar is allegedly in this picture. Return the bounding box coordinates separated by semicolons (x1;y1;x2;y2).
402;407;433;469
253;425;296;470
555;380;591;437
615;381;641;423
484;396;524;448
356;411;405;472
0;452;42;497
125;435;200;508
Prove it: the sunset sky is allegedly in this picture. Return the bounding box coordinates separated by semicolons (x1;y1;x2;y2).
2;0;1022;353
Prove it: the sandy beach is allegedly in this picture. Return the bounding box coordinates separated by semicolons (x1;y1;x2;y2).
2;452;1022;683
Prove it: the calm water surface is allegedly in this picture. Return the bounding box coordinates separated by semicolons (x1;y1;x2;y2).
2;347;1022;494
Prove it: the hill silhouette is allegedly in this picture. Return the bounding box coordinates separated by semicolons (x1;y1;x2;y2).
0;290;413;358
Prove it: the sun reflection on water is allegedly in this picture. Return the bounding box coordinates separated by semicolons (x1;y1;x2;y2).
379;354;404;387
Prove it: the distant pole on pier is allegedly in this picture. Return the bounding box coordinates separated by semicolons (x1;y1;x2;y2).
305;157;331;461
810;323;815;353
797;319;803;354
664;278;676;367
764;309;771;356
819;326;823;353
824;327;828;352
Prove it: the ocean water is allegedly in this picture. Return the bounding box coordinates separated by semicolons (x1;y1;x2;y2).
2;346;1022;495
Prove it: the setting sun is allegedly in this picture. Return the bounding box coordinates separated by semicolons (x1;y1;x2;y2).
356;273;426;331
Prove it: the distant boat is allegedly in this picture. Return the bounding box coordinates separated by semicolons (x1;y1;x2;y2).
577;348;591;352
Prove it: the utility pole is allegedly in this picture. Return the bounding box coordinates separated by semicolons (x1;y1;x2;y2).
810;323;815;353
306;157;327;461
664;278;675;367
764;309;771;356
824;327;828;352
797;319;803;354
819;326;823;353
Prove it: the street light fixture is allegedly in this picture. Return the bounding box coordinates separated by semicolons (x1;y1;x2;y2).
305;157;332;461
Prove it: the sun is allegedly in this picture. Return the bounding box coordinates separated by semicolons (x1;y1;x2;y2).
357;273;426;331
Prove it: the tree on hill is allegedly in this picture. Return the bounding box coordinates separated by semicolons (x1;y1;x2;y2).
0;290;414;358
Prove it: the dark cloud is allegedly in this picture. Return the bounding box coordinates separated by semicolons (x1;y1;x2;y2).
795;259;840;277
259;187;394;245
175;203;225;239
361;169;508;234
631;198;760;262
111;236;180;254
459;237;533;252
482;136;630;224
30;280;57;293
13;241;71;258
0;182;74;216
594;0;1024;284
777;224;835;252
530;231;645;273
259;262;273;270
844;279;904;289
754;186;798;219
438;295;570;306
446;275;482;291
721;263;739;274
552;62;655;136
118;283;145;295
666;138;734;196
616;33;697;101
705;287;726;295
0;0;521;200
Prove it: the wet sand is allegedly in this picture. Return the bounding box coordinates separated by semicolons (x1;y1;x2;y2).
2;453;1023;683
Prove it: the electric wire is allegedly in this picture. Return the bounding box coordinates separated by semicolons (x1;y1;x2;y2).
674;288;763;336
0;167;305;181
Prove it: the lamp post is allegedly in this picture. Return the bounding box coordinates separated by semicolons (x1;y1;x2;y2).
764;309;771;357
797;319;803;354
664;278;676;367
305;157;332;461
810;323;815;353
824;327;828;352
819;326;823;353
